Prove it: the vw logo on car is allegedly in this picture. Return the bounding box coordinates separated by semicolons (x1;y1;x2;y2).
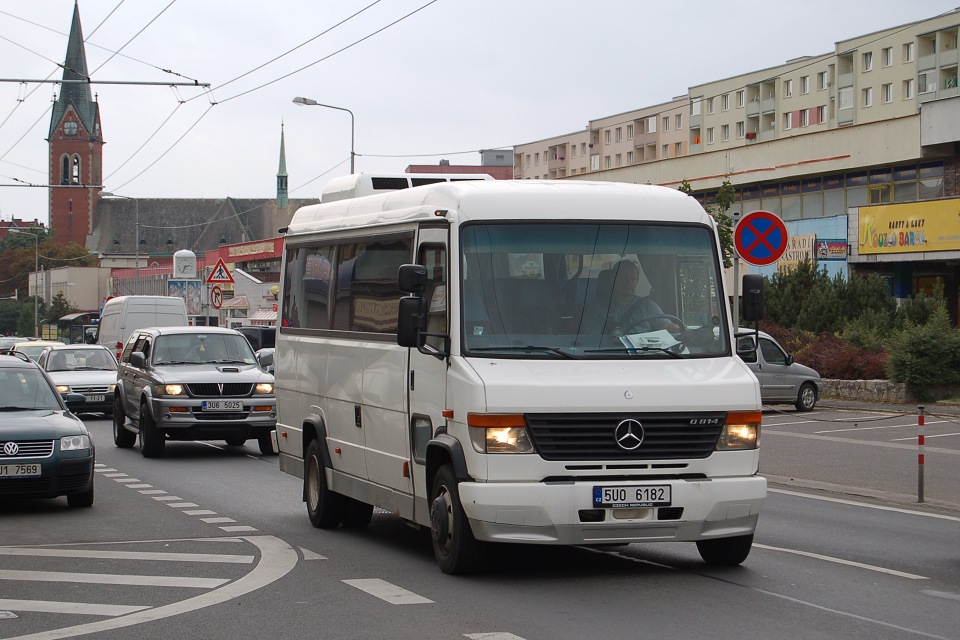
614;419;644;450
3;441;19;456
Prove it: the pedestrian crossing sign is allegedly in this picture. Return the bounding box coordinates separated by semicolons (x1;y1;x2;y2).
206;258;235;283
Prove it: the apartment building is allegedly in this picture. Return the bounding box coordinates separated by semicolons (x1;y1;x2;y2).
512;8;960;317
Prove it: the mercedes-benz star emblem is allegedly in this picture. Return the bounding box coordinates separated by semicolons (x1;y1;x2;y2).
614;419;644;450
3;441;19;456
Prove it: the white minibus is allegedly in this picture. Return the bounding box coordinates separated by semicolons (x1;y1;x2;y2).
97;295;188;359
274;179;766;574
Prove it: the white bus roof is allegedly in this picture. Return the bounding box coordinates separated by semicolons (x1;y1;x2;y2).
287;179;710;237
320;172;494;203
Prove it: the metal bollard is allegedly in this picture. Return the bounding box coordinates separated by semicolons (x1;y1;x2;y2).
917;405;925;503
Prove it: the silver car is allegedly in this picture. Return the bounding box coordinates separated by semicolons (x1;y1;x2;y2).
113;326;277;458
37;344;118;416
736;330;823;411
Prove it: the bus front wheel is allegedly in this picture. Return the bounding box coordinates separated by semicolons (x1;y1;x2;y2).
430;464;481;575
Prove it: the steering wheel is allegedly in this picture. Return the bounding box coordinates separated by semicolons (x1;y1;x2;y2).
619;313;686;335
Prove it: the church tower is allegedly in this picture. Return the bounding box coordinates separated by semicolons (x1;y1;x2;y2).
276;123;288;209
48;2;103;247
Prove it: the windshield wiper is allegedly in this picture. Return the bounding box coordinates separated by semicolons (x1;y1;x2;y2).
470;345;577;359
212;359;251;365
0;406;36;411
584;346;684;359
156;360;192;365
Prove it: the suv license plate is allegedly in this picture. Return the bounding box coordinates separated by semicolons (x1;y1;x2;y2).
0;464;41;478
593;485;671;508
202;400;242;411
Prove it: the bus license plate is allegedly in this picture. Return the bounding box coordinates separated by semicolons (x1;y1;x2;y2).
85;395;105;403
593;485;671;508
0;464;41;478
202;400;242;411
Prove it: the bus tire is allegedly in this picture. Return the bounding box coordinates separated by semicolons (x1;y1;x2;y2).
305;438;342;528
696;534;753;566
430;464;481;575
340;498;374;528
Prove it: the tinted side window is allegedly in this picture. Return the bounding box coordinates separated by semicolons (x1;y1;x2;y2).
120;333;139;363
759;338;788;365
334;237;413;333
282;245;334;329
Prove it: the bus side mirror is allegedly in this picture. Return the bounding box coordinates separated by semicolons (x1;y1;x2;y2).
398;264;427;294
397;297;424;348
741;274;765;323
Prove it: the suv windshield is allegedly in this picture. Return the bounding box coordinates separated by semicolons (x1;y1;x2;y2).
152;334;257;365
0;369;63;411
460;222;729;359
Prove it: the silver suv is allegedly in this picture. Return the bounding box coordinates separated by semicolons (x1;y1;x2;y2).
113;326;277;457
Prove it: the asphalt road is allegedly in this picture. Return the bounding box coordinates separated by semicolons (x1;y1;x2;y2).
0;412;958;640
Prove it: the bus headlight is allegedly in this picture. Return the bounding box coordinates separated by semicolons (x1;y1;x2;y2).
717;411;761;450
467;413;535;454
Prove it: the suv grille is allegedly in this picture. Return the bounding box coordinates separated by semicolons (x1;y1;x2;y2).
525;412;725;461
1;440;55;459
71;385;112;393
186;383;252;397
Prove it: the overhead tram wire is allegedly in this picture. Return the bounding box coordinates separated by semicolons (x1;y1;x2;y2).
90;0;178;76
103;101;185;182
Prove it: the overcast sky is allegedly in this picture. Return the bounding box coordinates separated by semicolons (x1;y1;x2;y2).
0;0;956;226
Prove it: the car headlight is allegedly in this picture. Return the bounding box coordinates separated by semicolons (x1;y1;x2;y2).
60;435;91;451
108;384;116;392
56;385;71;393
467;413;535;454
157;384;184;396
255;382;273;395
716;411;761;450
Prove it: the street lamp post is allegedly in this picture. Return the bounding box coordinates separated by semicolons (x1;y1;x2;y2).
100;192;140;294
292;96;355;173
10;228;40;337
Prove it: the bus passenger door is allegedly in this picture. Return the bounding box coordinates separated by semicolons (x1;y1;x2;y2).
407;231;448;525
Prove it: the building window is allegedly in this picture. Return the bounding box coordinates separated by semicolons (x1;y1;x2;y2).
862;86;873;107
604;156;611;169
71;155;80;184
706;127;715;144
862;51;873;71
882;83;892;103
801;109;809;127
646;116;657;133
581;143;587;155
535;152;540;166
784;79;793;97
690;97;701;116
882;47;893;66
675;113;683;129
722;94;730;111
615;127;622;142
903;78;915;99
839;86;853;110
736;121;745;138
627;124;634;139
736;90;745;108
801;76;809;94
525;154;531;168
605;130;611;144
615;153;622;167
783;113;792;130
903;42;914;62
817;106;826;123
707;97;715;114
675;141;683;156
662;144;669;159
627;151;633;164
817;71;828;90
920;73;935;93
721;124;729;141
662;116;670;132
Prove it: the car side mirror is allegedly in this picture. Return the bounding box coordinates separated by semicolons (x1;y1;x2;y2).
64;393;86;409
130;351;146;368
786;354;795;366
736;337;758;355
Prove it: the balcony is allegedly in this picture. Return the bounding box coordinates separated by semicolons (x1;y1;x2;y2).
689;142;702;154
838;107;854;125
688;113;701;129
919;53;937;71
940;48;959;67
633;131;657;148
746;100;760;117
760;129;776;142
548;155;567;171
761;97;777;113
837;72;854;88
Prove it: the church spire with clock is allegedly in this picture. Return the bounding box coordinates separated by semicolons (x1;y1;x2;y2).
48;1;104;247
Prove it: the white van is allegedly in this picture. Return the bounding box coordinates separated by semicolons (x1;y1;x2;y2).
97;295;188;359
274;179;767;574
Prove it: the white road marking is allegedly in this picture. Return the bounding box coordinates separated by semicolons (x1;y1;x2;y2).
6;536;297;640
113;478;140;483
752;544;927;580
219;525;257;532
0;599;149;617
762;430;960;455
768;488;960;521
0;569;228;589
200;517;236;524
0;547;253;563
182;510;217;516
94;467;116;472
921;590;960;602
343;578;433;604
300;547;327;560
465;634;528;640
102;473;127;478
139;489;166;495
126;484;153;489
167;502;199;508
152;496;182;501
892;431;960;442
816;419;948;434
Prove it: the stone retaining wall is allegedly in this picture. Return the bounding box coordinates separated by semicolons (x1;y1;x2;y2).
822;379;910;404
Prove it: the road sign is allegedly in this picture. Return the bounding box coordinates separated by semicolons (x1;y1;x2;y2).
735;210;789;267
206;258;234;284
211;285;223;310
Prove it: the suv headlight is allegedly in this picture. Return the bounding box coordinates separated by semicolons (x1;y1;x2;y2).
467;413;535;454
716;411;761;450
255;382;273;395
60;435;91;451
157;384;184;396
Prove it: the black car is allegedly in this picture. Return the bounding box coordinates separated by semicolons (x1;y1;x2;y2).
237;326;275;352
0;352;95;507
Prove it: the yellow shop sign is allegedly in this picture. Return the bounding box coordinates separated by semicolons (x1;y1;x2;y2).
859;198;960;255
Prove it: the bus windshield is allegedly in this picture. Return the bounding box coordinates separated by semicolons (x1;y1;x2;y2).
460;222;729;359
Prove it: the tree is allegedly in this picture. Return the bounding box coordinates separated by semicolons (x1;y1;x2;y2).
17;297;43;337
45;292;78;323
679;179;735;268
0;300;23;336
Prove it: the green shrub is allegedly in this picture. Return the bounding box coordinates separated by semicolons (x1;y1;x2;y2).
886;305;960;400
